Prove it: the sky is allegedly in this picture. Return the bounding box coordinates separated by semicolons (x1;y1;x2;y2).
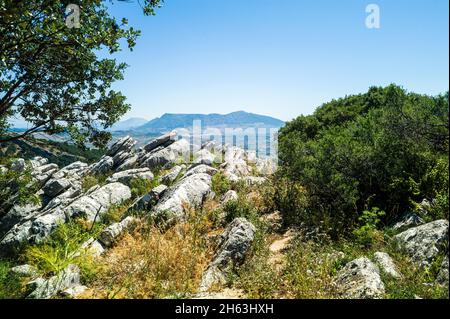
11;0;450;127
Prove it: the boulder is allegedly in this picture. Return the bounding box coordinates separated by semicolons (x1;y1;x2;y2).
436;256;449;286
79;238;105;257
27;264;80;299
89;156;114;174
98;216;138;247
184;164;218;178
393;219;448;267
152;173;212;221
199;218;256;292
42;178;72;198
64;182;132;222
10;158;27;172
373;252;402;279
129;184;168;211
0;202;42;238
221;190;238;205
116;153;139;171
334;257;385;299
143;131;177;153
140;139;190;170
10;264;39;277
106;168;154;185
193;149;215;166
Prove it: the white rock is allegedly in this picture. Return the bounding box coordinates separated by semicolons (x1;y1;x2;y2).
153;173;212;221
334;257;385;299
98;216;137;247
199;218;256;292
394;219;448;267
373;252;402;279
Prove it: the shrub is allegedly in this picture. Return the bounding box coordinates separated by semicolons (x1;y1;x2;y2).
211;172;231;197
24;220;102;278
129;177;157;198
0;259;26;299
278;85;449;236
0;159;40;215
87;212;213;298
352;208;385;248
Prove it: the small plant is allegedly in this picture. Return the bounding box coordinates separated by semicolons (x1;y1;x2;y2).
129;177;157;198
0;259;26;299
352;207;385;248
211;172;231;197
81;175;100;192
25;220;102;278
0;159;40;215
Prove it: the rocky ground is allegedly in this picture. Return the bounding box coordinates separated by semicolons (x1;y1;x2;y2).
0;133;448;299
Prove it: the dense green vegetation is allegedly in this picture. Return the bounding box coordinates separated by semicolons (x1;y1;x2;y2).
276;85;449;237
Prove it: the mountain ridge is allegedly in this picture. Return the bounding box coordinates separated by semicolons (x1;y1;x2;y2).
134;111;284;133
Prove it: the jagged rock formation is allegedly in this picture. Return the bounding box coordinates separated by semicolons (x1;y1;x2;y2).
1;132;275;256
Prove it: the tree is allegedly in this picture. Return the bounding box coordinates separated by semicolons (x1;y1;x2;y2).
0;0;163;147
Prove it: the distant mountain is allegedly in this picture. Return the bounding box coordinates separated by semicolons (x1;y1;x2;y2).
109;117;148;131
135;111;284;133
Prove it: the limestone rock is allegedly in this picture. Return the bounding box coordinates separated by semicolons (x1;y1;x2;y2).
193;149;215;166
334;257;385;299
221;190;238;205
393;219;448;267
436;256;449;286
199;218;256;292
392;212;424;231
143;131;176;153
159;165;185;185
10;264;39;277
27;264;80;299
98;216;137;247
373;252;402;279
106;168;154;185
152;173;212;221
129;184;168;212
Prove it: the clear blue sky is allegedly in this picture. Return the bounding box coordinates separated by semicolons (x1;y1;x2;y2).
103;0;448;122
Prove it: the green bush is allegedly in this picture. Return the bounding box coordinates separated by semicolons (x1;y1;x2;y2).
25;220;102;278
352;208;385;248
278;85;449;237
211;172;231;197
0;259;25;299
129;177;158;198
0;159;40;216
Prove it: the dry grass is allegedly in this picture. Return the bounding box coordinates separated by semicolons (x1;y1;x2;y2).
84;211;214;299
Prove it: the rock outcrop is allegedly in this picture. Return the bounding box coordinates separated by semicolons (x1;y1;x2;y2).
373;252;402;279
334;257;385;299
393;219;448;267
26;264;80;299
199;218;256;292
152;172;212;222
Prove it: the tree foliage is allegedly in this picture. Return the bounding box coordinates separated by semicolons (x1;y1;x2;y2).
277;85;449;237
0;0;162;147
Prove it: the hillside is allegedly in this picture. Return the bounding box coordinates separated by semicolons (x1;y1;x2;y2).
0;86;448;300
0;137;103;167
